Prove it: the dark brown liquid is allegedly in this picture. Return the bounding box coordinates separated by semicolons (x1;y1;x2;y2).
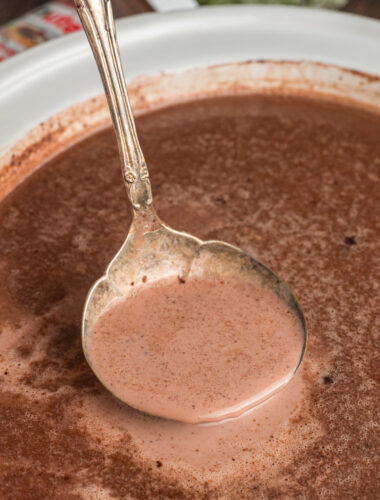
0;95;379;498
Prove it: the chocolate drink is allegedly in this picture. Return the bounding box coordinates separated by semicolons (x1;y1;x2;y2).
88;276;304;423
0;94;379;498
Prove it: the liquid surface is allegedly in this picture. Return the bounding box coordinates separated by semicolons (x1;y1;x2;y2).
88;278;303;423
0;94;379;499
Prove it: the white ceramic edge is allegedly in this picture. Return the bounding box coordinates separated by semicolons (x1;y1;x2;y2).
0;5;379;151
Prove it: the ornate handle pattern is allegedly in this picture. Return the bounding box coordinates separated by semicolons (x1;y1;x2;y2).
75;0;153;211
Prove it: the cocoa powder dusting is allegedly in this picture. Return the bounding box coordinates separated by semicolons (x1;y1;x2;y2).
0;94;379;498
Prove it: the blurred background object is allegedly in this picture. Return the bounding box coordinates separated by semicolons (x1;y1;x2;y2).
198;1;347;5
196;0;380;16
2;0;380;24
0;0;379;62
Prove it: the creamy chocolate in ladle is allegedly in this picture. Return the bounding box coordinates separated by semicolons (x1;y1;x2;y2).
88;277;304;423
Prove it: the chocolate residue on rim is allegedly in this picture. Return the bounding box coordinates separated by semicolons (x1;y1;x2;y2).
0;94;379;498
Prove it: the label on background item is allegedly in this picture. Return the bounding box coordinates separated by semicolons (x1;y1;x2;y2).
0;0;81;62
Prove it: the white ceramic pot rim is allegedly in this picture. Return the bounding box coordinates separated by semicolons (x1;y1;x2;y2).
0;5;380;151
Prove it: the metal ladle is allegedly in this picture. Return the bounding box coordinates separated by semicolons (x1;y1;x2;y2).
75;0;307;424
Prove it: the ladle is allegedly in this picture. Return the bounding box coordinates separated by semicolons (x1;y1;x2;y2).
75;0;307;424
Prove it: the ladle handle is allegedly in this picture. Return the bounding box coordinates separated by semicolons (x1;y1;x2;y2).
75;0;152;211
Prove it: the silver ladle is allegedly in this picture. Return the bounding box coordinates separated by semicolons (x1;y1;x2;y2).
75;0;307;424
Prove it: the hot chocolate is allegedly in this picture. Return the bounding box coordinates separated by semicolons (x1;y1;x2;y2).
0;94;379;498
88;276;304;423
